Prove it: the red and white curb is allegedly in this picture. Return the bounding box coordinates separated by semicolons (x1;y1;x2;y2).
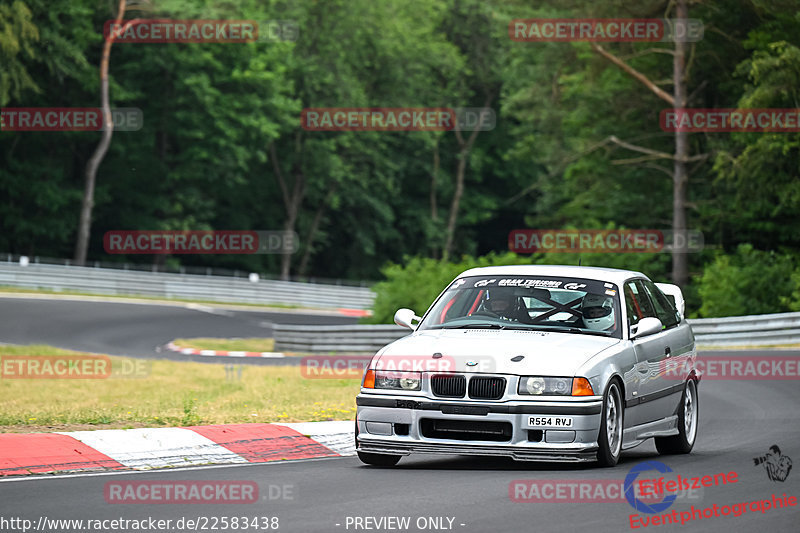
165;342;286;358
0;421;354;477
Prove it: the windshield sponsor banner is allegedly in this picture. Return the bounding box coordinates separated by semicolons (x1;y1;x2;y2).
661;109;800;132
104;481;263;504
663;355;800;380
452;276;616;299
103;230;298;254
509;19;704;42
300;107;495;132
1;108;143;132
509;229;704;253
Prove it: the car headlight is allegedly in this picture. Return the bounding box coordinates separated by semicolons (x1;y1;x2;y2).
372;370;421;391
519;376;573;395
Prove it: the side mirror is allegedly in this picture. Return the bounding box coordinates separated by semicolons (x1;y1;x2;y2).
631;317;663;339
394;308;421;330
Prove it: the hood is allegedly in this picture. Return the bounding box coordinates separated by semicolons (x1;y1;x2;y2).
373;329;620;376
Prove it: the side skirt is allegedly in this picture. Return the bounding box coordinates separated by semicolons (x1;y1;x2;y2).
622;416;679;450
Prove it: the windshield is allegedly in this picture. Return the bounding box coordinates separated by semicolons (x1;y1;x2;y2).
418;275;622;338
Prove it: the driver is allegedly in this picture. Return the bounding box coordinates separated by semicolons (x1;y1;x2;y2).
484;288;526;321
581;293;616;331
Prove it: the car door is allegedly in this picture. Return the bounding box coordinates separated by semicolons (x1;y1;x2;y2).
641;279;692;401
624;279;674;427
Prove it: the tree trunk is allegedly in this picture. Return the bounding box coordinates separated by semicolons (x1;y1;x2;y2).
430;136;440;259
442;145;469;261
270;138;305;280
74;0;127;265
297;186;335;277
442;98;492;261
671;0;690;288
430;137;440;222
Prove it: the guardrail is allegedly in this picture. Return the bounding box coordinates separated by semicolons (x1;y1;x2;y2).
687;311;800;346
0;263;375;310
273;313;800;353
273;324;407;353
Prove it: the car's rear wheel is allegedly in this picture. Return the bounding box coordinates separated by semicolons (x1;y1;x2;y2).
357;451;402;466
596;379;624;467
655;378;698;455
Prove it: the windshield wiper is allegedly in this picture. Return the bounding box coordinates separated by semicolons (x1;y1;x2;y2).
441;323;506;330
545;326;613;337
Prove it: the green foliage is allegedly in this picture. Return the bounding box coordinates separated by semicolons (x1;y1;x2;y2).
0;0;40;106
0;0;798;318
696;244;798;318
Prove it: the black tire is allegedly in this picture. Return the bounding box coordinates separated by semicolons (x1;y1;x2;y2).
655;378;698;455
357;451;402;466
597;379;624;467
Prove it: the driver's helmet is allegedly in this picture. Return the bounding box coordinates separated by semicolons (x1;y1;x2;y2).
581;293;615;331
486;287;518;317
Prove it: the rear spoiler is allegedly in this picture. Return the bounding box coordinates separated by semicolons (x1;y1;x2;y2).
655;283;685;319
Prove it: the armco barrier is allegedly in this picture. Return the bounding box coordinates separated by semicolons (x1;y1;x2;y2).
687;311;800;346
273;324;407;353
274;313;800;353
0;262;374;310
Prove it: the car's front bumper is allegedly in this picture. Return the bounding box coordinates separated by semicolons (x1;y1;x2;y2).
356;394;603;462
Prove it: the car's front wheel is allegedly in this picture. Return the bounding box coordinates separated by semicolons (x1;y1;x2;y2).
357;451;402;467
596;379;624;467
655;378;698;455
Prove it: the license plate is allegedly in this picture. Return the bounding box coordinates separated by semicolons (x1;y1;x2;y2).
529;416;573;428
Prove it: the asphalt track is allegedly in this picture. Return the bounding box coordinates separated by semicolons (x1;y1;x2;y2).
0;296;357;365
1;296;799;532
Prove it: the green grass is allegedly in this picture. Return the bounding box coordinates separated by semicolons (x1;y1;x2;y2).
0;344;359;433
172;337;276;352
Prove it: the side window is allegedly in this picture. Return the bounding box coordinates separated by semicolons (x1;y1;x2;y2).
632;281;657;318
624;283;641;326
624;280;656;327
642;281;680;329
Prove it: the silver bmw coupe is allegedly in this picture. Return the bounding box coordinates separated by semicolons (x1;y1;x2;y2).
356;265;700;467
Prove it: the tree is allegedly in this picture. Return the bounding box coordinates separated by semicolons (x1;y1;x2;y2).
589;0;707;288
0;1;40;107
74;0;130;265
